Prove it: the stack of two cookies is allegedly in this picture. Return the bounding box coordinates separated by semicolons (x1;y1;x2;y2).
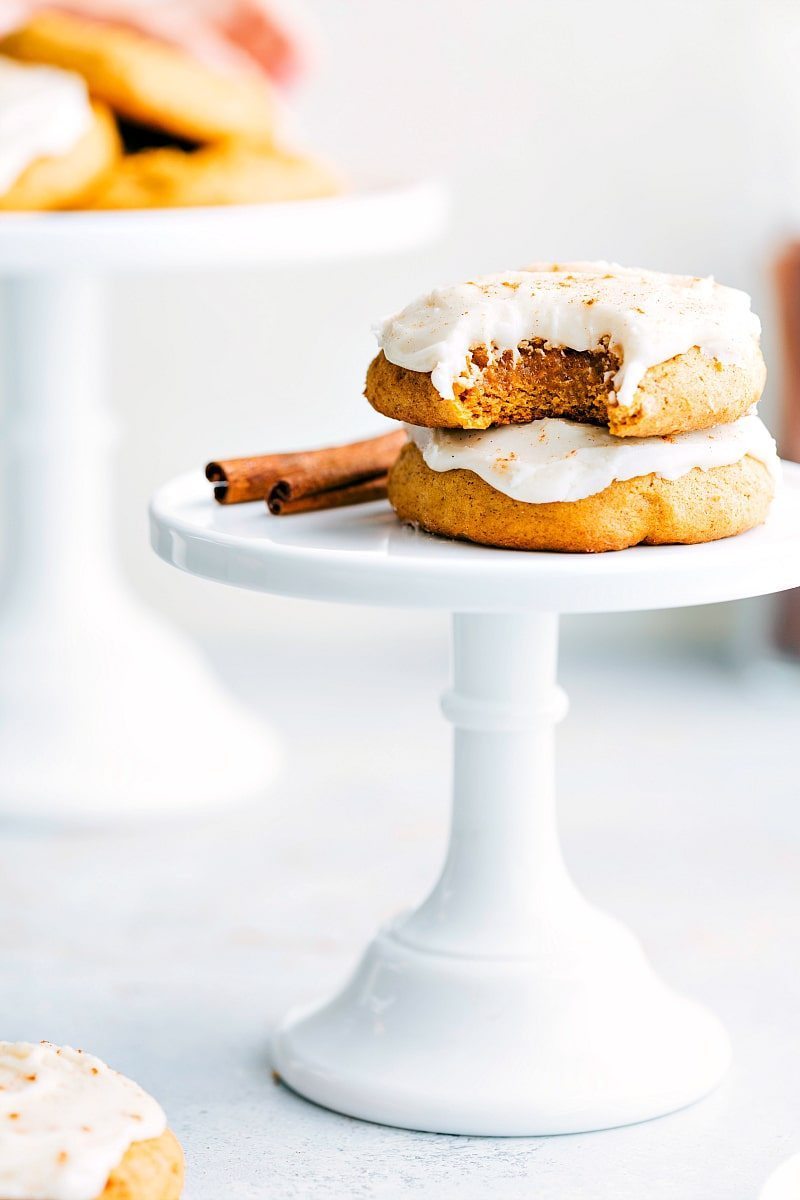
366;263;779;552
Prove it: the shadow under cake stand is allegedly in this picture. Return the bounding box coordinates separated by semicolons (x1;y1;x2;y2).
150;463;800;1136
0;183;444;820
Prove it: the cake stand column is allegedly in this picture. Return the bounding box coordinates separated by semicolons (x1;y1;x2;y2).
0;274;277;820
273;611;731;1135
396;612;579;956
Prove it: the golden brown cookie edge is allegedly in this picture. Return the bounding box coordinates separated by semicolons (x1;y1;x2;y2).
90;141;341;210
101;1129;184;1200
387;442;774;553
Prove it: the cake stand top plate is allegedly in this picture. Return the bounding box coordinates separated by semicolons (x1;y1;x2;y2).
0;181;446;273
150;463;800;614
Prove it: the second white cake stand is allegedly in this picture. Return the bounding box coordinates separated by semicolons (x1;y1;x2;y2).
150;464;800;1136
0;183;445;820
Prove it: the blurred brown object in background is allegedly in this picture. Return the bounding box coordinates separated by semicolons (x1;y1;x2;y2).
773;244;800;654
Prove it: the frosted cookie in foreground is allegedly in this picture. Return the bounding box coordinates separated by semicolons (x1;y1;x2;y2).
367;263;766;439
0;57;118;211
0;1042;183;1200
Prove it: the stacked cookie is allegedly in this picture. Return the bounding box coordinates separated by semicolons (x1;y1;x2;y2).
366;262;779;552
0;11;338;211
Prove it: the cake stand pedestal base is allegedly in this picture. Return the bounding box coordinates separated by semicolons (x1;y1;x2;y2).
273;613;730;1135
0;598;279;822
0;184;444;820
0;275;277;821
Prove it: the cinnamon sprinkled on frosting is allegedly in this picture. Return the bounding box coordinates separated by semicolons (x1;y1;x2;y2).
0;1042;165;1200
376;262;761;415
406;412;779;505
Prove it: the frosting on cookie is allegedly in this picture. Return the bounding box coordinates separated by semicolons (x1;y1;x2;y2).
0;1042;166;1200
406;412;779;505
377;263;762;413
0;59;92;192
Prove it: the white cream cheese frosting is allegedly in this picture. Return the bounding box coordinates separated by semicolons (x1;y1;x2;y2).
406;412;779;505
0;1042;166;1200
0;58;93;193
377;262;762;412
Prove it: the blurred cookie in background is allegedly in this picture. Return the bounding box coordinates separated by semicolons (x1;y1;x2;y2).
90;138;340;209
0;57;119;210
0;4;341;209
1;9;278;143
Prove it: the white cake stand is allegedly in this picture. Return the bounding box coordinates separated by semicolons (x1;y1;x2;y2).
0;183;445;820
150;463;800;1136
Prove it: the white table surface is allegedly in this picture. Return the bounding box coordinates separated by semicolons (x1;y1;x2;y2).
1;630;798;1199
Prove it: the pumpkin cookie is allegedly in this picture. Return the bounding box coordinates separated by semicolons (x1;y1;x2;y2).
0;1042;184;1200
368;263;766;439
389;440;776;553
0;57;118;211
1;10;276;144
367;342;765;441
90;140;340;209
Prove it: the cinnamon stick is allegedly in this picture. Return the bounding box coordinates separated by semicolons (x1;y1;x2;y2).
206;451;304;504
268;473;389;515
206;430;405;505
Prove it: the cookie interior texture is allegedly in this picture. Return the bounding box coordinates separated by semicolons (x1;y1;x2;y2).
101;1129;184;1200
388;441;774;553
366;343;766;439
0;11;276;144
0;100;120;211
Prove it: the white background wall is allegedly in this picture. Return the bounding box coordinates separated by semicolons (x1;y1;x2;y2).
103;0;800;650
